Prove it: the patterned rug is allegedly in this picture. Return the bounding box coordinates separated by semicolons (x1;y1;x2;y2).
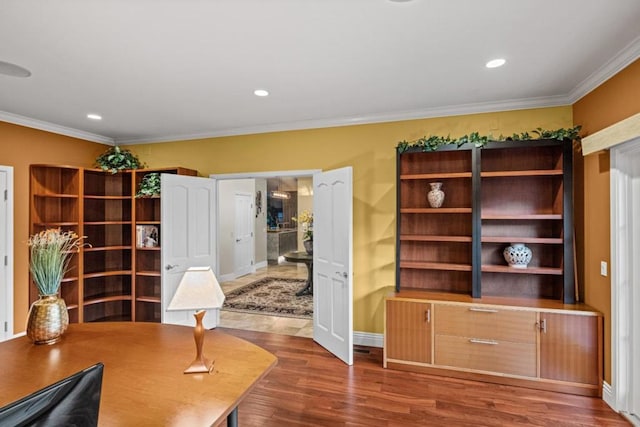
222;277;312;319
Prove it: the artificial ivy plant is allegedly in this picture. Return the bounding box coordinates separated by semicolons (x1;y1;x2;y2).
136;173;161;198
397;125;582;153
95;145;143;174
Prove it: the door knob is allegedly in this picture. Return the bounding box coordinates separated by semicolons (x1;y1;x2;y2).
165;264;179;270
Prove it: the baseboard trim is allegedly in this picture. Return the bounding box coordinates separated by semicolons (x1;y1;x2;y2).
354;331;383;348
602;381;615;410
255;260;268;270
622;413;640;427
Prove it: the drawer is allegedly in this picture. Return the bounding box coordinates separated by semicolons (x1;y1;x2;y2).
435;335;536;377
434;304;537;343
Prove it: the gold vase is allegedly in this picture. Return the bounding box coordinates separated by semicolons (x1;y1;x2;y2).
26;295;69;345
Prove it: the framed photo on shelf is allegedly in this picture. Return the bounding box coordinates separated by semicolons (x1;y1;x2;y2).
136;225;159;248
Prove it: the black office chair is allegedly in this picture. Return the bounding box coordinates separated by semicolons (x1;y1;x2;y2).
0;362;104;427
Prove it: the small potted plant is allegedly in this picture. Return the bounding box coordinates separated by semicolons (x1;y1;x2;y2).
136;172;161;198
95;145;143;174
26;228;87;344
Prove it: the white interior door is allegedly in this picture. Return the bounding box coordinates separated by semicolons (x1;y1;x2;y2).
161;174;218;329
0;169;9;341
313;166;353;365
234;192;254;278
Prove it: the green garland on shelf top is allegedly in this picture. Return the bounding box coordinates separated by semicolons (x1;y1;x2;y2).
397;125;582;153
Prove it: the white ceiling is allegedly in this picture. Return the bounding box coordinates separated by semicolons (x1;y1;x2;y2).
1;0;640;145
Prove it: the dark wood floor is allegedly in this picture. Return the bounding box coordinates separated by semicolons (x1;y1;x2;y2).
220;328;629;426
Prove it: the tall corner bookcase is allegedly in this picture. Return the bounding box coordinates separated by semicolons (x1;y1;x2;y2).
386;139;603;397
29;165;197;324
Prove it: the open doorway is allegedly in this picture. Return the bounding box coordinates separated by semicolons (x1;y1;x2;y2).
211;170;320;338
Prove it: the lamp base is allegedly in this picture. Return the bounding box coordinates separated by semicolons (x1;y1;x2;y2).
183;357;214;374
183;310;215;374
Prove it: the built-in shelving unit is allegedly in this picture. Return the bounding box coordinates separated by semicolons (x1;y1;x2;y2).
29;164;197;324
397;145;474;295
386;139;603;397
395;140;575;302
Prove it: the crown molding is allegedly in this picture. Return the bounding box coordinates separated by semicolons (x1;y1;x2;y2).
117;95;570;145
568;34;640;104
6;39;639;148
0;111;114;145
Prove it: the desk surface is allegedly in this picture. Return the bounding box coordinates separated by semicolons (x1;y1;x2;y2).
0;322;277;426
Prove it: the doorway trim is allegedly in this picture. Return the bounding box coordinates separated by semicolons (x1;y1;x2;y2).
0;166;13;342
610;136;640;424
211;170;322;180
209;168;384;349
584;114;640;421
209;169;321;279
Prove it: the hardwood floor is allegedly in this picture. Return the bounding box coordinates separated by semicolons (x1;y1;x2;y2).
221;328;629;427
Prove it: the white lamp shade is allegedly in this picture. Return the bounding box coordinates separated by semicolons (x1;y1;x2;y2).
167;267;225;311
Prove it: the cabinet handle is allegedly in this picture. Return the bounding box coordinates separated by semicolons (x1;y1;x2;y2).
469;338;498;345
425;309;431;323
469;307;498;313
538;319;547;333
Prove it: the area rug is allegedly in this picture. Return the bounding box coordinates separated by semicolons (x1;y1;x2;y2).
223;277;312;319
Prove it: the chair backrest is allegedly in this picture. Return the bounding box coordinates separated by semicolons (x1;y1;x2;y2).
0;362;104;427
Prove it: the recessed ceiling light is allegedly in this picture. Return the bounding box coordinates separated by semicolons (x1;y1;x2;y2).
254;89;269;97
486;58;506;69
87;113;102;120
0;60;31;78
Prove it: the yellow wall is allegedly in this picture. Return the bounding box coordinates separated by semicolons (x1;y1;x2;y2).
573;58;640;384
126;106;573;333
0;121;105;332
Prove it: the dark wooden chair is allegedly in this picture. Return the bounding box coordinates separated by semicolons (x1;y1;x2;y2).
0;362;104;427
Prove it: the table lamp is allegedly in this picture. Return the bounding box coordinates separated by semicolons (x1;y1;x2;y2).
167;266;225;374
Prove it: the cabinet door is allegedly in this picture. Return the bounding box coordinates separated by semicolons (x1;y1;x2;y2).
539;312;601;385
385;299;432;364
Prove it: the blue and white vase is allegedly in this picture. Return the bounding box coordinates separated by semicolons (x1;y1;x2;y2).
503;243;532;268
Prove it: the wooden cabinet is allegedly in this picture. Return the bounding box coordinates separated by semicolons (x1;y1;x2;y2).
384;299;432;364
479;142;573;301
397;146;473;294
388;139;601;396
29;165;196;324
539;312;602;385
384;295;603;396
29;165;82;322
434;304;537;377
82;169;133;322
397;139;574;302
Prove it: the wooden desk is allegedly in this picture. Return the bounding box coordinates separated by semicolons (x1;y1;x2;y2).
284;251;313;295
0;322;277;426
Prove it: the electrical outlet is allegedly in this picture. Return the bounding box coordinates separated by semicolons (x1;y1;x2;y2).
600;261;608;277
